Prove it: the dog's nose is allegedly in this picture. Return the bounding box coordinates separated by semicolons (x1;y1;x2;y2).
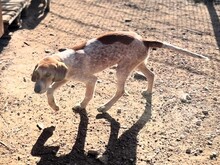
34;84;41;93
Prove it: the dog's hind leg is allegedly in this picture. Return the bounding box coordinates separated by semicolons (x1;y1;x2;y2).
137;62;154;94
97;65;132;113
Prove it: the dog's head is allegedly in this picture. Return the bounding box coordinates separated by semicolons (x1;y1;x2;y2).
31;56;68;94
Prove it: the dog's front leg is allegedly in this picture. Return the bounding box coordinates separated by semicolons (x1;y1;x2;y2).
73;76;97;110
47;80;67;111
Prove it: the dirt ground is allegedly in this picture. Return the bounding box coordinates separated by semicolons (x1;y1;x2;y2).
0;0;220;164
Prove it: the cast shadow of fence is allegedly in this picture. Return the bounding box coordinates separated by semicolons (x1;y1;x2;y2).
205;0;220;50
31;94;152;165
191;0;220;50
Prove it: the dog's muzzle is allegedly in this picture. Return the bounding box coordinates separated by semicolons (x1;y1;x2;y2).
34;84;41;93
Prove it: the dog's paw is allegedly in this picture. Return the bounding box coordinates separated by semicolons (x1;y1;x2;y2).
97;106;108;113
141;91;152;98
50;105;59;111
72;104;85;111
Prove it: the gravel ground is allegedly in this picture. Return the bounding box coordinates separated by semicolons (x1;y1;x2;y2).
0;0;219;164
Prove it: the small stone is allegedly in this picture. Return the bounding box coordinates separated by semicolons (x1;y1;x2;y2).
45;49;51;53
180;93;191;103
24;42;30;46
196;120;202;126
186;94;191;100
194;152;199;156
18;156;21;161
125;18;132;22
23;77;26;82
179;134;185;140
117;108;122;114
97;80;102;83
194;148;203;156
88;150;99;157
186;148;191;154
58;48;67;52
202;110;209;116
37;123;44;130
213;97;217;101
210;152;218;160
199;149;203;153
134;72;146;80
129;158;134;162
203;87;209;91
2;66;6;70
207;141;213;145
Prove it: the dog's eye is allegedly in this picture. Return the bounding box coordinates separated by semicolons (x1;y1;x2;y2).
45;73;51;77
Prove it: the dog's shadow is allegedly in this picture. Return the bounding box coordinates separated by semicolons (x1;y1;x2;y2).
96;94;152;164
31;108;102;165
31;94;152;165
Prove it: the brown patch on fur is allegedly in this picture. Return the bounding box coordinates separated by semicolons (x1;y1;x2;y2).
72;42;87;51
143;40;163;48
97;32;135;45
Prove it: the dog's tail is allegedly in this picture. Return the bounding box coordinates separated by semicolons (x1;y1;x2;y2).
143;40;209;60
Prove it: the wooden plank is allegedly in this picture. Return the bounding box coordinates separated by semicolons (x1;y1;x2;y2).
1;0;26;4
0;2;4;37
2;5;21;11
1;0;29;25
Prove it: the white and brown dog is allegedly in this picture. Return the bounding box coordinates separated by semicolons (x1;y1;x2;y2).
31;31;208;112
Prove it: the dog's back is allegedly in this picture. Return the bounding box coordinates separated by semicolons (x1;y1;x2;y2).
71;32;149;74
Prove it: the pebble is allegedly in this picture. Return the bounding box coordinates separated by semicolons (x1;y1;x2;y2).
109;71;114;75
207;141;213;145
37;123;44;130
97;79;102;83
2;66;6;70
203;86;209;91
45;49;52;53
88;150;99;157
117;108;122;114
202;110;209;116
196;120;202;126
178;134;185;140
186;148;191;154
180;93;191;103
193;148;203;156
58;48;66;52
125;18;132;22
210;152;218;160
24;41;30;46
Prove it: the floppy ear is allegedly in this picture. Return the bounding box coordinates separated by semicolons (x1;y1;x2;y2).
53;62;68;82
31;64;39;82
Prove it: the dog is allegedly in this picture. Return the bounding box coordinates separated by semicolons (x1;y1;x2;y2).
31;31;208;112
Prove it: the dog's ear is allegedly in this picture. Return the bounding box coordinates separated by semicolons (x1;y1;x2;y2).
31;64;39;82
53;62;68;82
